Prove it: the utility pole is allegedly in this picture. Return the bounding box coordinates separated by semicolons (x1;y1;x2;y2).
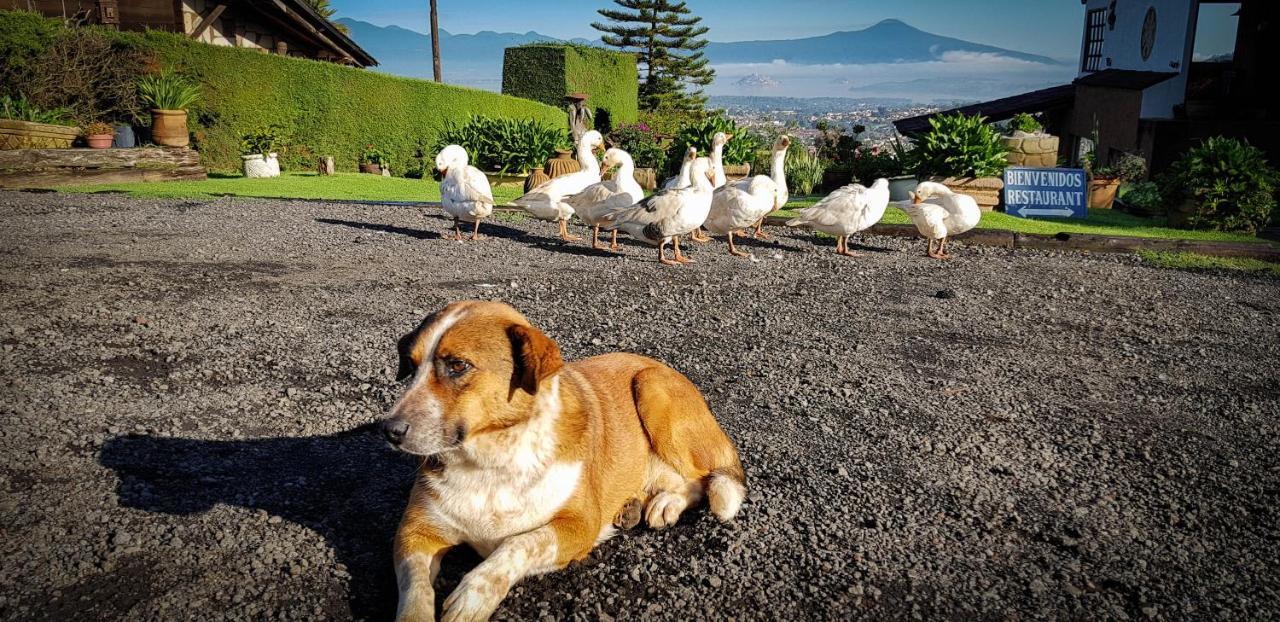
430;0;441;82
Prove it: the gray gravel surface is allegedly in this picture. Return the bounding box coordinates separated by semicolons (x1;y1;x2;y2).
1;190;1278;621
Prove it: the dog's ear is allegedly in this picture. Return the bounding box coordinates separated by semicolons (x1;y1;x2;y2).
507;323;563;394
395;311;439;381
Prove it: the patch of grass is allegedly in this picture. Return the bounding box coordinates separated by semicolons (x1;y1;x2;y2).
777;196;1266;244
58;172;525;204
1137;250;1280;275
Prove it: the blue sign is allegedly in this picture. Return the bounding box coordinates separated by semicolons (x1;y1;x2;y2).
1003;167;1088;219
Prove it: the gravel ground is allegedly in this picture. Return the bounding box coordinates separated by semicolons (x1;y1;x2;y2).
1;190;1278;621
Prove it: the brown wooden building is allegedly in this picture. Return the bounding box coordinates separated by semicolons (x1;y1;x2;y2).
5;0;376;66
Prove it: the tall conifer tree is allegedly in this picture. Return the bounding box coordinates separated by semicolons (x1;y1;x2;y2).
591;1;715;112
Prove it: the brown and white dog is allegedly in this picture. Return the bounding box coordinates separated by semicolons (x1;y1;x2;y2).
381;300;746;622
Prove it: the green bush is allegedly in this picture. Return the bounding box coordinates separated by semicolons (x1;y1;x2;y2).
1092;151;1147;182
502;43;638;133
1009;112;1042;134
138;71;201;110
1159;137;1278;233
1119;181;1163;216
0;94;72;125
608;122;665;170
664;114;762;176
433;115;569;175
241;125;283;156
849;147;905;185
786;147;827;195
0;11;564;173
361;144;389;166
912;112;1007;179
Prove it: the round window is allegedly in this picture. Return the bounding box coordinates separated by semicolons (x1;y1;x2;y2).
1141;7;1157;61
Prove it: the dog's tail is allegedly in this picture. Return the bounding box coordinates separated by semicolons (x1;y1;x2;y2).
705;464;746;522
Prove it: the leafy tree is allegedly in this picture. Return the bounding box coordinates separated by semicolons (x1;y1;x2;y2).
592;0;715;113
302;0;350;35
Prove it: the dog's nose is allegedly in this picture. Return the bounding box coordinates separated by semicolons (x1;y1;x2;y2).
382;419;410;445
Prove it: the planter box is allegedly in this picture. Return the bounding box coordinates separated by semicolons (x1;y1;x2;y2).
1001;132;1060;168
0;119;79;150
888;175;919;202
723;163;751;181
929;176;1004;211
1088;178;1121;209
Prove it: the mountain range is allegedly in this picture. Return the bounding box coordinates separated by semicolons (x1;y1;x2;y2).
338;17;1068;100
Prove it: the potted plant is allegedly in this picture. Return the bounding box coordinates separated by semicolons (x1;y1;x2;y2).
360;144;388;175
607;122;665;190
83;121;115;149
1000;113;1059;168
434;116;568;186
784;146;828;196
1158;136;1278;232
911;112;1007;210
1087;151;1146;209
137;72;201;148
0;95;79;149
241;126;282;178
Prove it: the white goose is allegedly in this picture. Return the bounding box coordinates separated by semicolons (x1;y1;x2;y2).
894;181;981;260
663;146;698;190
786;178;890;257
435;144;495;241
603;158;714;266
510;130;605;241
564;147;644;251
704;135;791;257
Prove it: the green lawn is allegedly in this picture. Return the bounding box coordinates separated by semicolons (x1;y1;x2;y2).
59;172;526;205
1137;250;1280;275
54;173;1267;245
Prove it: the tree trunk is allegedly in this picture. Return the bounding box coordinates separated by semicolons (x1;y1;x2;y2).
430;0;441;82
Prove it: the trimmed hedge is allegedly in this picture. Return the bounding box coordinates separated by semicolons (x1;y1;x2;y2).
502;44;637;132
0;10;564;173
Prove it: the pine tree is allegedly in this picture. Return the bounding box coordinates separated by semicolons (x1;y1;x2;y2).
591;1;715;112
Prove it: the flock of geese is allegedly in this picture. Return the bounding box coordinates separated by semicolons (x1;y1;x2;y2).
433;129;982;264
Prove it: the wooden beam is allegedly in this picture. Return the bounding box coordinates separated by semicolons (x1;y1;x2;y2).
189;3;227;39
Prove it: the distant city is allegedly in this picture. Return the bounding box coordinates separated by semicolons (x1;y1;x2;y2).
710;96;955;147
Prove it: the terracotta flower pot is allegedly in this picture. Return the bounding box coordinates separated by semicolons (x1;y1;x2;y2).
1088;178;1121;209
546;152;581;179
85;134;113;149
360;163;381;175
524;168;551;193
150;109;189;147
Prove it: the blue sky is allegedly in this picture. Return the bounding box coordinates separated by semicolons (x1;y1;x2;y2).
330;0;1089;59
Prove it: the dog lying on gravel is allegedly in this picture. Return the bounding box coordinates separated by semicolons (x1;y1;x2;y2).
381;300;746;622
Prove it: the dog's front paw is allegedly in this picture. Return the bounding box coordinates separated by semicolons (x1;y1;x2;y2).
441;572;509;622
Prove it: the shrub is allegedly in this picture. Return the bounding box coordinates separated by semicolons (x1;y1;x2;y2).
608;122;665;171
814;120;863;167
665;114;762;176
1092;151;1147;182
0;12;565;172
1009;112;1042;134
502;43;639;132
1159;136;1278;233
850;147;904;185
433;115;569;175
0;94;72;125
83;121;114;136
786;147;827;195
912;112;1007;179
1119;181;1163;216
138;71;201;111
241;125;282;156
361;144;389;166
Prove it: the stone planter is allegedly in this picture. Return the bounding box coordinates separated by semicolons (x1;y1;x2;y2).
150;109;189;147
85;134;113;149
546;152;582;179
266;152;280;176
723;163;751;181
888;175;919;202
930;176;1004;211
243;153;281;178
1088;177;1121;209
524;169;551;192
0;119;79;150
359;162;381;175
1001;132;1060;168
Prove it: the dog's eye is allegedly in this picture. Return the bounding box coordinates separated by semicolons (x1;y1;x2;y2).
443;358;471;379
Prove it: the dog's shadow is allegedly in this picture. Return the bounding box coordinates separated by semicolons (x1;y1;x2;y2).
98;424;480;619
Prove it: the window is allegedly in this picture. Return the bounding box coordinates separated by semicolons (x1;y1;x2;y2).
1082;8;1106;72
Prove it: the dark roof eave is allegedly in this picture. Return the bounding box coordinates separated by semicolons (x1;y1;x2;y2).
892;84;1075;136
274;0;378;66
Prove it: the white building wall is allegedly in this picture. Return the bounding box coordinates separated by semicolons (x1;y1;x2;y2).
1079;0;1198;118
